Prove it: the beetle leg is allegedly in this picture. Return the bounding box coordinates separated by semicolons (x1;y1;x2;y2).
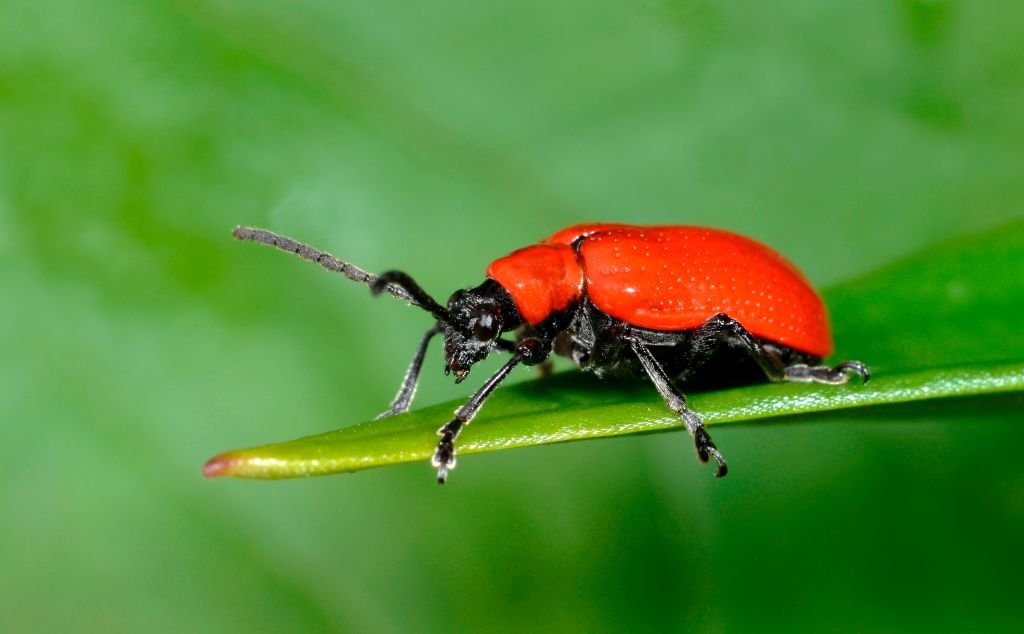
375;324;443;419
623;332;728;478
432;336;551;483
515;332;554;376
433;352;524;484
494;337;518;353
692;313;870;385
783;360;870;385
688;313;788;379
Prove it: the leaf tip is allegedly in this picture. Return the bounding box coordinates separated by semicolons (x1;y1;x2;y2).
202;452;242;479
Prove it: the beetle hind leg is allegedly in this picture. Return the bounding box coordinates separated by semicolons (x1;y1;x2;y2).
783;360;870;385
691;313;870;386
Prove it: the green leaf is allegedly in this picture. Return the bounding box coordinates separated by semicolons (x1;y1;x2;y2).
827;220;1024;370
205;222;1024;480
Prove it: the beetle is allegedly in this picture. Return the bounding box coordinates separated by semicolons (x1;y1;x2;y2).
233;223;869;483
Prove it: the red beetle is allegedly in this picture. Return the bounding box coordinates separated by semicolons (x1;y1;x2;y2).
234;223;869;483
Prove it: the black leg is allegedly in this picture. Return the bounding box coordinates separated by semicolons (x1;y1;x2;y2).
623;331;728;478
376;324;443;420
377;329;517;421
692;313;870;385
433;352;524;484
782;360;871;385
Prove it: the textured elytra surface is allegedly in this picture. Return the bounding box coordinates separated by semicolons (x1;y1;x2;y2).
577;226;832;357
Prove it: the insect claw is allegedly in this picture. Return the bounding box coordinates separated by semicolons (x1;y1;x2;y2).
706;446;728;477
433;452;455;484
691;427;727;476
837;360;871;384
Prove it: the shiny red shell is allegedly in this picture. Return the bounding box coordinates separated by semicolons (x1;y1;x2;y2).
485;244;584;325
486;223;833;358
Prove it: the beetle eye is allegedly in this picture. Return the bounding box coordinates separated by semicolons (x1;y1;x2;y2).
471;306;500;341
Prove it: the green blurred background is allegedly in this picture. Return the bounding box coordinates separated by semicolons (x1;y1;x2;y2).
2;1;1023;632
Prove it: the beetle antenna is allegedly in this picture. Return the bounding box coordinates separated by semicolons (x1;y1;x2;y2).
370;271;451;323
232;226;424;308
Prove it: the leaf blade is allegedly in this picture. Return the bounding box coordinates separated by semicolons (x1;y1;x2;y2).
205;361;1024;479
205;221;1024;481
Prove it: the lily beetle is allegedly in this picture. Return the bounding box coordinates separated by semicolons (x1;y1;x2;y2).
233;223;869;483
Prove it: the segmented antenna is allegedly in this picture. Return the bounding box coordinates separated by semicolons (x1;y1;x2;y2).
232;226;417;305
370;270;451;323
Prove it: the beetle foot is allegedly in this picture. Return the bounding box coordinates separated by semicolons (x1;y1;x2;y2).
374;406;401;420
693;426;728;478
784;361;870;385
432;420;463;484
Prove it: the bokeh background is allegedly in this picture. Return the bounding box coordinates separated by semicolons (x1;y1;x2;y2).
2;1;1023;632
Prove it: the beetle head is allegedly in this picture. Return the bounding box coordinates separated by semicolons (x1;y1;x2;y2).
441;281;519;383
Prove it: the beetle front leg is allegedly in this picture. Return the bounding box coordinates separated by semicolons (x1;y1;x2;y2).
622;330;727;477
433;337;550;483
376;324;443;419
378;326;519;421
433;354;522;483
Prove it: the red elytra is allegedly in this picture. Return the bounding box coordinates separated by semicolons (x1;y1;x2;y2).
487;223;832;358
